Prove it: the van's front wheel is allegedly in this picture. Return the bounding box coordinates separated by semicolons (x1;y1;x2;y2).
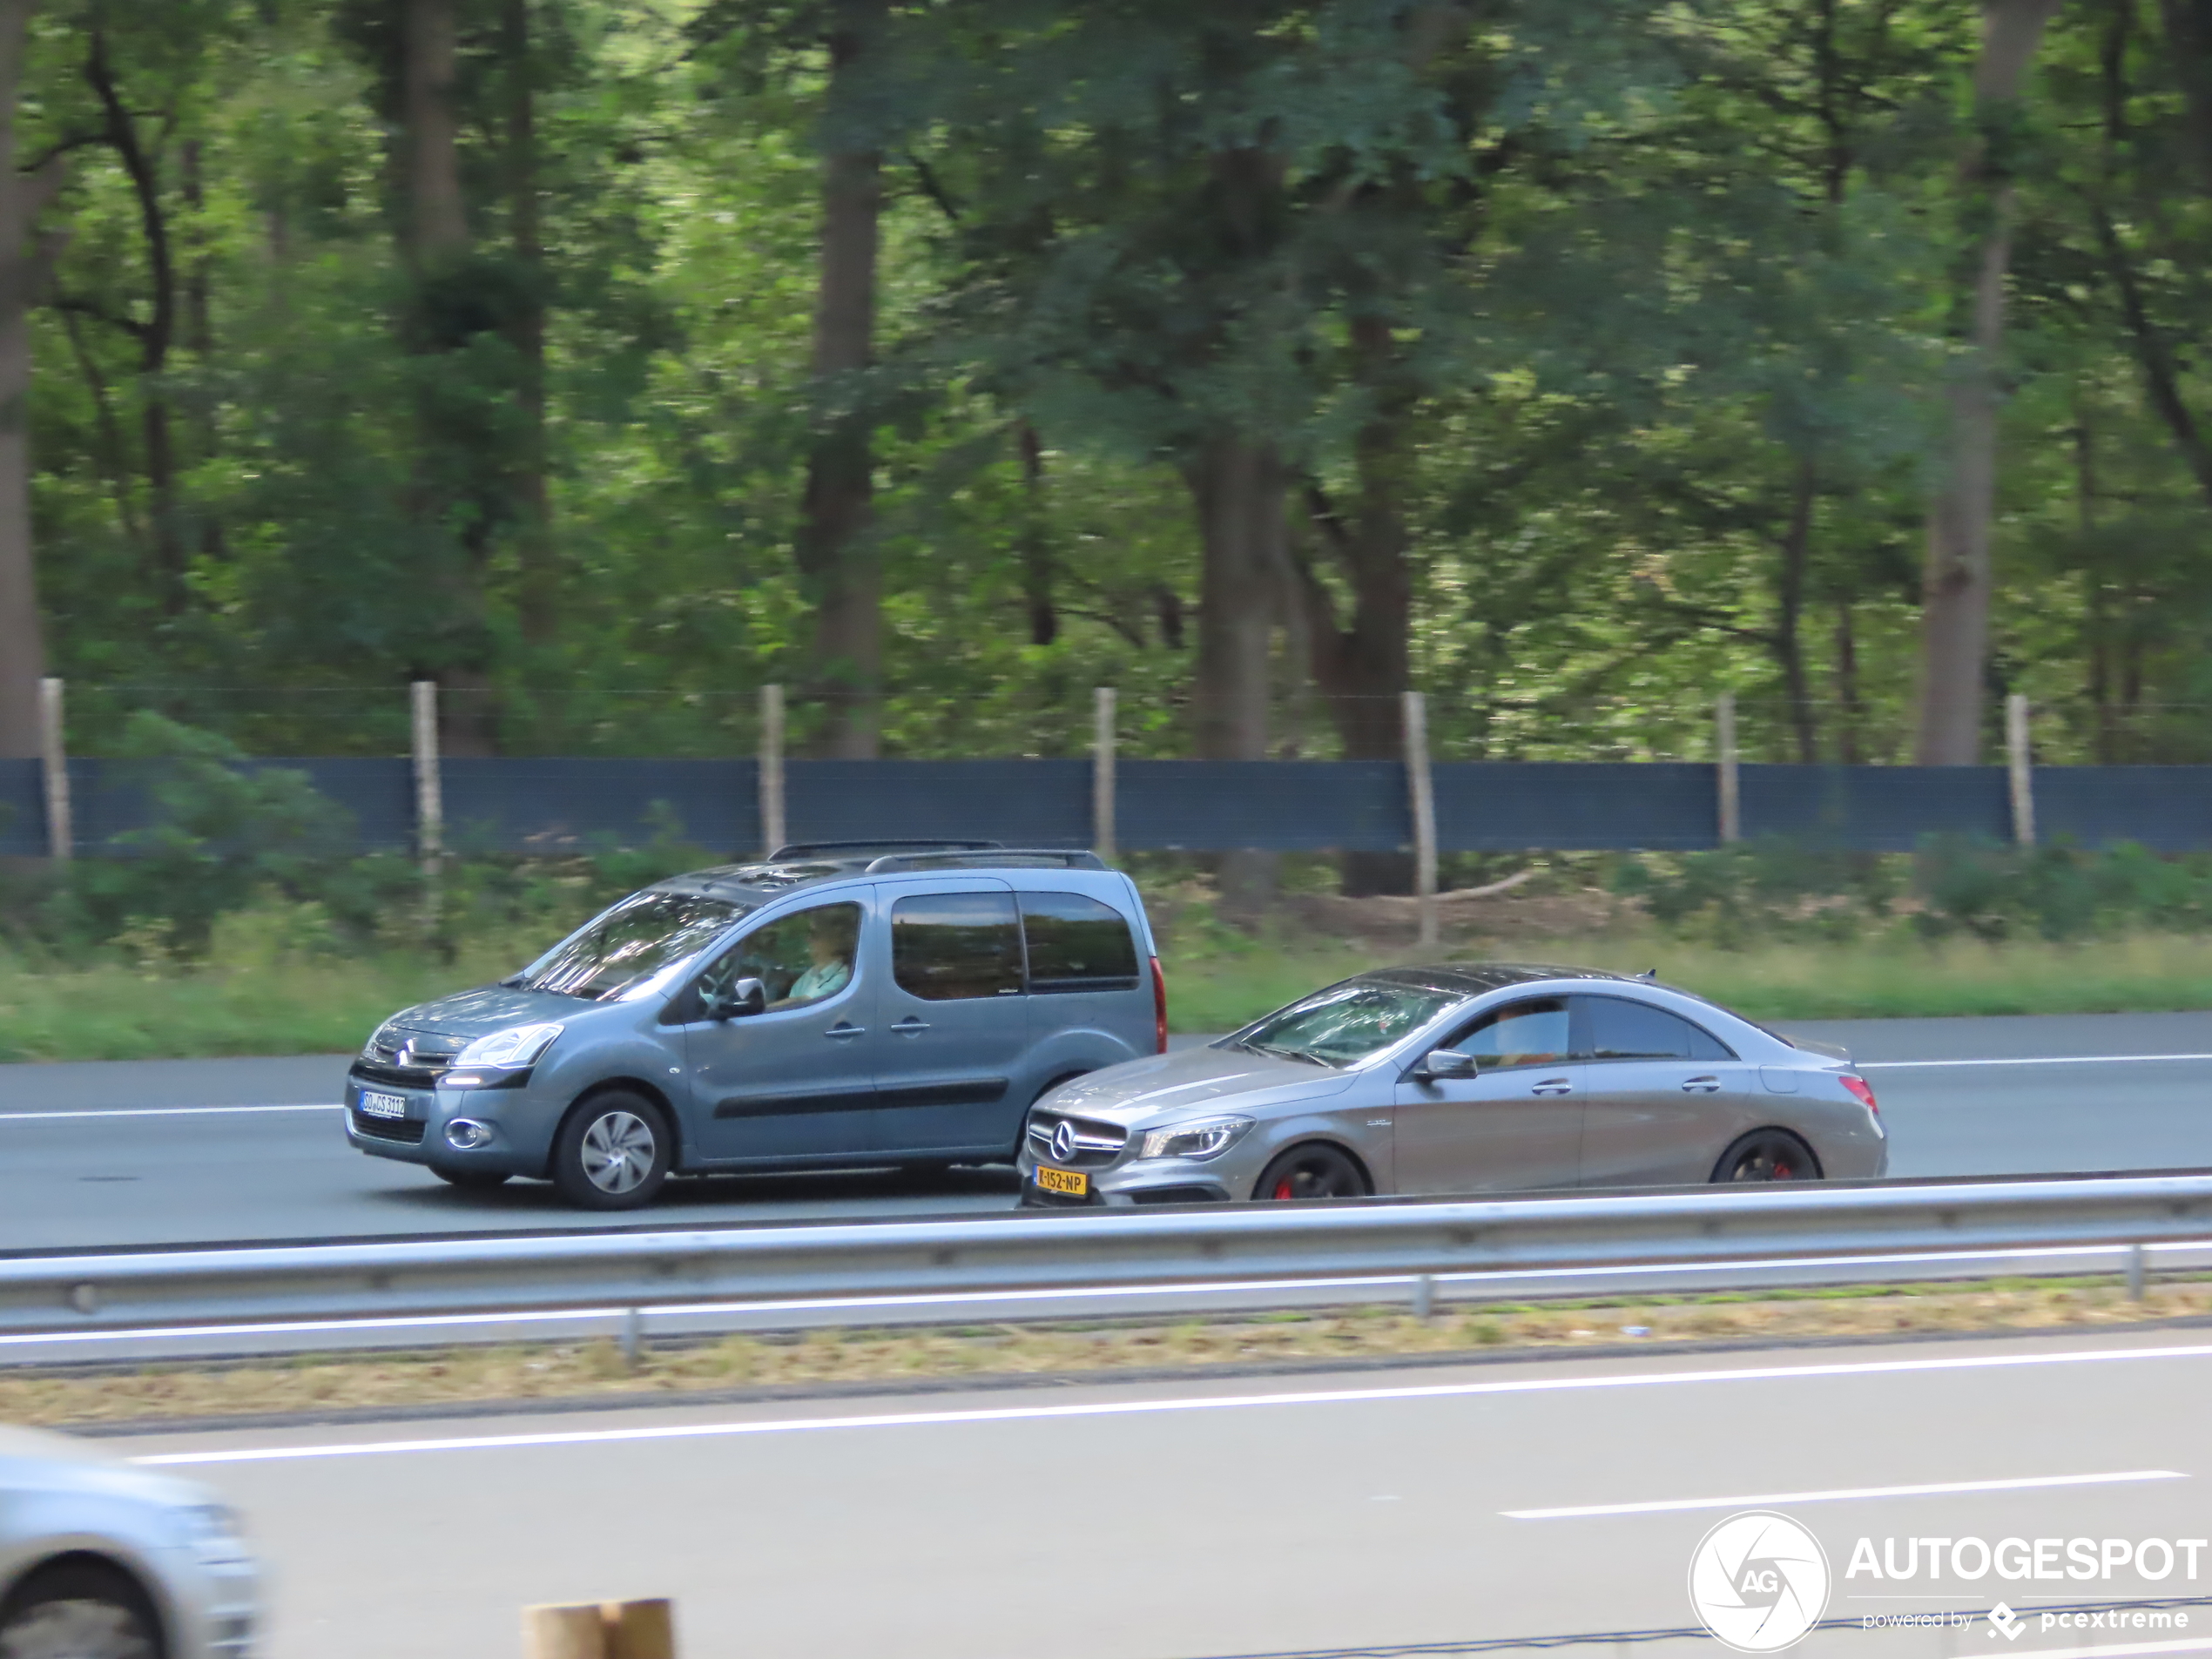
552;1093;673;1210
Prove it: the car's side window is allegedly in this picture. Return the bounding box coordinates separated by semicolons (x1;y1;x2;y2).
698;901;861;1012
1447;998;1572;1071
1020;892;1139;992
1581;995;1735;1062
892;891;1024;1001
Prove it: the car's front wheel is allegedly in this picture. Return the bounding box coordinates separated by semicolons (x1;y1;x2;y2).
551;1093;673;1210
1252;1143;1368;1202
0;1561;161;1659
1712;1128;1821;1183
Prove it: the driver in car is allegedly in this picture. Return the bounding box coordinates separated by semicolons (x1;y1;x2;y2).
777;907;856;1007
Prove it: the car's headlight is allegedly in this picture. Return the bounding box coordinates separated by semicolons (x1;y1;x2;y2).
453;1022;563;1069
178;1501;252;1565
1136;1116;1254;1162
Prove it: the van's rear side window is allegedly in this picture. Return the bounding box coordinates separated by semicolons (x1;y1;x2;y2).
1020;892;1139;992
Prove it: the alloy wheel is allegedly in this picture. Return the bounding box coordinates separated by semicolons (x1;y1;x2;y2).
580;1109;657;1194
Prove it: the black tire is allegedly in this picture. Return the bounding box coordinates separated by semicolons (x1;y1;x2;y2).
550;1092;673;1211
0;1560;162;1659
1251;1143;1368;1203
1711;1128;1823;1184
429;1165;511;1190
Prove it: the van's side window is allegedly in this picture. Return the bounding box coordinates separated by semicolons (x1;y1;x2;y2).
1020;892;1139;992
892;892;1024;1000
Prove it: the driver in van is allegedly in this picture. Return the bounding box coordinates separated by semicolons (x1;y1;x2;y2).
778;906;856;1007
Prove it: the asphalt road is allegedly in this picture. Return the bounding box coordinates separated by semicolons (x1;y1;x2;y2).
3;1013;2212;1252
117;1325;2212;1659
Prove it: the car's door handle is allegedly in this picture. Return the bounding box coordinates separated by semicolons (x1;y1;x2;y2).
1681;1075;1722;1093
891;1019;930;1036
1530;1077;1575;1096
825;1024;867;1041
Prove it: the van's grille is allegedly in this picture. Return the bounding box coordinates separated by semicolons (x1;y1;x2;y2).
350;1109;426;1144
1025;1109;1128;1170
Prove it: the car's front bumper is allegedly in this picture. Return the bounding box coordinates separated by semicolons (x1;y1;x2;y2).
342;1064;552;1177
1014;1147;1238;1207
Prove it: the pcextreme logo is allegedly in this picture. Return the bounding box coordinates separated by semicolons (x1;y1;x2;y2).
1689;1511;1834;1654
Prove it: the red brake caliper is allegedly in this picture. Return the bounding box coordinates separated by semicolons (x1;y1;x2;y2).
1273;1178;1294;1201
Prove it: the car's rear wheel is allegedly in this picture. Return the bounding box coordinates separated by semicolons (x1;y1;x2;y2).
551;1093;673;1210
0;1561;161;1659
1252;1143;1367;1202
1712;1129;1822;1183
429;1165;511;1190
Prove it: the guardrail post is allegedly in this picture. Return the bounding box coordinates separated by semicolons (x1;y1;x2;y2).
1412;1273;1435;1320
37;676;68;862
1092;686;1117;863
1403;690;1438;948
1715;691;1740;846
409;680;442;928
2126;1241;2146;1301
759;684;786;857
523;1599;675;1659
2006;693;2035;848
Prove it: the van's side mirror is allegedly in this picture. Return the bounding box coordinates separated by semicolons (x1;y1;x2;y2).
705;976;767;1020
1413;1049;1476;1081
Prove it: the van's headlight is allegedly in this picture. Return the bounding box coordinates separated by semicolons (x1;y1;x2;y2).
453;1022;563;1069
1136;1116;1253;1162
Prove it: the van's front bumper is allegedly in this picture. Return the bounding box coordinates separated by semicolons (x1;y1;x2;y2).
342;1064;553;1177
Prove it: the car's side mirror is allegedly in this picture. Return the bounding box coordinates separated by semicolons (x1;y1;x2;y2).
1413;1049;1477;1081
705;976;767;1020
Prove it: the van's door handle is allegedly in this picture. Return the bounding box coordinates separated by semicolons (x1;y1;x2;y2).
891;1019;930;1036
1682;1075;1721;1093
1531;1077;1575;1096
825;1024;867;1041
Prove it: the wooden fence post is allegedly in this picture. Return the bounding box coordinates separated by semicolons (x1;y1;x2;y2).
1092;686;1116;863
409;680;442;927
1715;691;1741;846
759;684;786;857
2006;692;2036;848
1402;690;1438;948
523;1600;676;1659
37;676;68;862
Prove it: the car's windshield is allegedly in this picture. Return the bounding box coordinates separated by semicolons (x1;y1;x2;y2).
1228;980;1460;1069
514;892;751;1001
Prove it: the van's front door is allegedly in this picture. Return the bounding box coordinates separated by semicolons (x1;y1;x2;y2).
680;896;878;1163
873;880;1031;1157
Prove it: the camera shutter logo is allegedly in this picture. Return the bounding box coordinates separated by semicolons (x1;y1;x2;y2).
1688;1511;1831;1653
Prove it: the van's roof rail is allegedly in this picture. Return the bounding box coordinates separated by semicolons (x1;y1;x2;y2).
863;849;1108;873
768;839;1002;861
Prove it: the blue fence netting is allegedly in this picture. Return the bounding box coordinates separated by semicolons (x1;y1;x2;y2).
5;755;2212;858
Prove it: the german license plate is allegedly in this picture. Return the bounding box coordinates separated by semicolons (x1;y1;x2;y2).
1034;1164;1088;1197
357;1090;407;1120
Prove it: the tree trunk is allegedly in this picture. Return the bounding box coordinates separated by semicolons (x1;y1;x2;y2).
1832;600;1860;765
797;0;886;759
1912;0;2062;765
1017;421;1055;647
0;0;55;761
504;0;553;648
405;0;468;261
1775;457;1819;765
86;23;182;612
180;138;223;563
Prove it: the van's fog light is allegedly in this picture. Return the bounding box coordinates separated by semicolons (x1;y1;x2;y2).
445;1119;491;1150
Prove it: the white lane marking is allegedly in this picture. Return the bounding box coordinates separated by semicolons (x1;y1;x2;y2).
14;1241;2210;1355
1502;1469;2185;1519
0;1103;341;1122
132;1339;2212;1467
1861;1054;2212;1069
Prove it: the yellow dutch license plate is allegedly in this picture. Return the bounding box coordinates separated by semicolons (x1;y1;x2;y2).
1035;1164;1089;1197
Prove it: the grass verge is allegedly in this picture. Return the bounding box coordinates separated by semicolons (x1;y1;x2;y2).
11;927;2212;1064
14;1276;2205;1433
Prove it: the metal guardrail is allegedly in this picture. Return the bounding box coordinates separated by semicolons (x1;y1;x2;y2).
2;1170;2209;1337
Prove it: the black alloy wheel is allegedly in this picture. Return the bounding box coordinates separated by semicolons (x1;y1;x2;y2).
1252;1143;1367;1203
0;1561;161;1659
1712;1129;1822;1184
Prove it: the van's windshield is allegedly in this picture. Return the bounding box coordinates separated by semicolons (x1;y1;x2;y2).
512;893;752;1001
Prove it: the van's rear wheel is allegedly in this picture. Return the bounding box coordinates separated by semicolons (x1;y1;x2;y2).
551;1093;672;1210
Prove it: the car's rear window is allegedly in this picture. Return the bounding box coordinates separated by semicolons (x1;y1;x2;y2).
1021;892;1139;992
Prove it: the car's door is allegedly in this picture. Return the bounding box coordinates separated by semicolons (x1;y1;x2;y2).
1392;997;1583;1194
679;896;879;1162
1573;994;1749;1186
873;880;1032;1156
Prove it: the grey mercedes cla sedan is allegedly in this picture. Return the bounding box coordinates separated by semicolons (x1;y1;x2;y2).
1018;964;1887;1207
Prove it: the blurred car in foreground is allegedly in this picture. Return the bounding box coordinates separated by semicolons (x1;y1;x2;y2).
0;1424;256;1658
1019;963;1886;1207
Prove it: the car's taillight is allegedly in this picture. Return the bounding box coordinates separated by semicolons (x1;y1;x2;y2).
1839;1074;1878;1114
1151;956;1168;1053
